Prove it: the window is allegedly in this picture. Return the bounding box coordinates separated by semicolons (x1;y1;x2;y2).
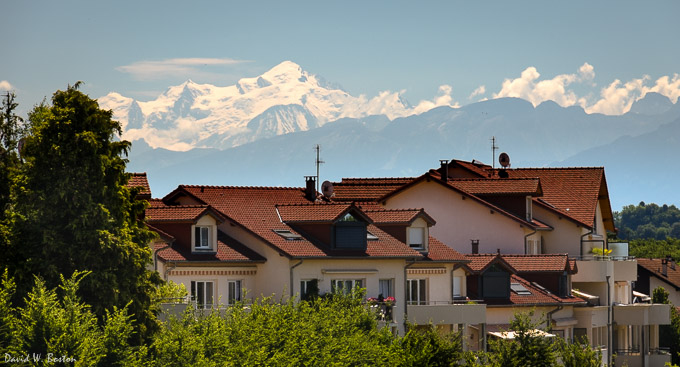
379;279;394;298
408;227;425;249
191;280;214;309
300;279;318;300
407;279;427;305
453;276;463;298
334;222;367;249
227;280;242;304
332;279;363;294
194;226;211;249
526;196;533;221
273;229;302;240
366;231;379;241
527;239;541;255
481;265;510;298
510;282;532;295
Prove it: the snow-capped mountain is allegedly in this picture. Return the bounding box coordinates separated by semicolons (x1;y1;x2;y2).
99;61;413;151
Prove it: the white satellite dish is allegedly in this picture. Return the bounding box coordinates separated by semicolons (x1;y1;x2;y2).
321;180;334;198
499;152;511;168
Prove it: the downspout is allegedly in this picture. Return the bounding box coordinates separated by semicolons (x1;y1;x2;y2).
289;259;304;299
607;275;612;367
524;229;537;255
164;262;176;282
546;305;563;332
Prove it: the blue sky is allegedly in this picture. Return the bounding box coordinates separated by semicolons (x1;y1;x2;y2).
2;0;679;116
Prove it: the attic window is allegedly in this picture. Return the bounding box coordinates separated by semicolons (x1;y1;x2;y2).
339;213;360;222
511;283;532;295
273;229;302;240
367;231;378;241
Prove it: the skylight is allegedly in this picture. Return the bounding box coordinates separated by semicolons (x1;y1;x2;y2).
367;231;378;241
273;229;302;240
510;283;532;295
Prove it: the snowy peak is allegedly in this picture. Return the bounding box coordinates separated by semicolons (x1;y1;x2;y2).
99;61;419;151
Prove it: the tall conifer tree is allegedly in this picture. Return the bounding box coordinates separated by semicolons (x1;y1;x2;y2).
13;84;160;341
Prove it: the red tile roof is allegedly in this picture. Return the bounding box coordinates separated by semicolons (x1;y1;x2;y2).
637;258;680;290
504;274;586;306
501;254;574;273
364;208;435;226
449;178;542;196
153;231;266;263
332;177;413;201
465;253;517;274
145;204;225;223
504;167;613;231
128;172;151;197
422;237;467;262
276;203;364;223
162;185;423;259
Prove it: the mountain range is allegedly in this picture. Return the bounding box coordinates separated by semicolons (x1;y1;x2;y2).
99;62;680;211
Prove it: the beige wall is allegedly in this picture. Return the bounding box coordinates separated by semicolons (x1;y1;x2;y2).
383;180;528;254
532;205;585;256
648;277;680;306
167;265;258;306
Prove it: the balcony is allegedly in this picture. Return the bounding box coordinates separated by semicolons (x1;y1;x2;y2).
406;301;486;326
571;242;637;283
613;303;671;325
613;348;671;367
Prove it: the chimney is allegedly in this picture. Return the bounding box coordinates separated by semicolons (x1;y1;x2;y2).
471;239;479;254
439;160;449;182
305;176;317;201
662;257;669;277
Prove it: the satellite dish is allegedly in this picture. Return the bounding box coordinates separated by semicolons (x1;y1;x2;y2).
499;152;511;168
321;180;334;198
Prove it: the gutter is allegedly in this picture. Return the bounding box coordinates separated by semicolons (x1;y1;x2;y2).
546;305;563;330
289;259;304;299
164;262;177;282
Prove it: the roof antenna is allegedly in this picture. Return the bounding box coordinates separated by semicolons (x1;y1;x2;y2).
490;136;498;177
314;144;324;193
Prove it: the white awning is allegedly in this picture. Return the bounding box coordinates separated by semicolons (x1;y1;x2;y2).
488;329;556;339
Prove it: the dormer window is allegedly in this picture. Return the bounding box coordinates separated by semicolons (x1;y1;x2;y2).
333;211;367;250
407;226;428;251
526;196;533;222
192;215;218;252
195;226;211;249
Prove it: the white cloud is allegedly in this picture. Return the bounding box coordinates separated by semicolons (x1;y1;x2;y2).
488;63;680;115
493;63;594;108
469;85;486;100
585;74;680;114
116;58;251;80
0;80;14;91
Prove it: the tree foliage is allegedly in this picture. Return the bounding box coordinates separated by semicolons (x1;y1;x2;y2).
615;202;680;240
8;84;161;342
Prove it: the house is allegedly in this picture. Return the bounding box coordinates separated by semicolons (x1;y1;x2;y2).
636;257;680;305
329;158;670;367
140;177;486;340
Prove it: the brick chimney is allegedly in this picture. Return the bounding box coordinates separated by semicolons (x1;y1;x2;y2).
439;160;449;182
305;176;317;201
471;239;479;254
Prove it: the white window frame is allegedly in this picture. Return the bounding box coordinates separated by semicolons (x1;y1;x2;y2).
407;226;427;250
526;196;533;222
300;279;318;298
407;278;427;305
227;280;242;305
191;280;214;309
331;279;363;294
192;224;214;251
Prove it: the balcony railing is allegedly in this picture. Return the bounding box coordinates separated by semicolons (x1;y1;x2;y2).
406;301;486;325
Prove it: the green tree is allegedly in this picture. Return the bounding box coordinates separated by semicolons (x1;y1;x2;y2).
488;310;556;367
0;92;26;273
1;269;146;366
11;84;161;342
398;324;463;366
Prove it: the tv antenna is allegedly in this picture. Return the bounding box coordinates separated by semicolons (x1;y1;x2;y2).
490;136;498;176
314;144;324;193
